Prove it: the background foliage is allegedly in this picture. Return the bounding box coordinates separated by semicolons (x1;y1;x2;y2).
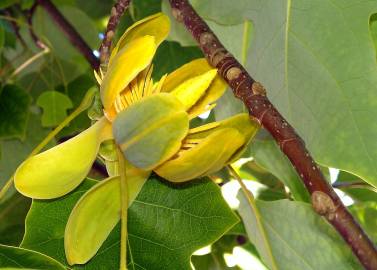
0;0;376;269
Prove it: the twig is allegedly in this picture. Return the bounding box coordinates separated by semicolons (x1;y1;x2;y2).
168;1;377;269
99;0;131;67
333;181;377;192
36;0;99;70
24;2;47;50
117;147;129;270
2;9;26;47
6;46;50;83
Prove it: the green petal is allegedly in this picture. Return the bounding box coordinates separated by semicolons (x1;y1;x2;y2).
65;165;149;265
188;113;259;161
101;36;157;110
109;13;170;65
113;93;189;170
14;118;112;199
155;128;245;182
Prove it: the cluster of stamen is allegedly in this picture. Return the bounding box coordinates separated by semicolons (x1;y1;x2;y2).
114;65;166;113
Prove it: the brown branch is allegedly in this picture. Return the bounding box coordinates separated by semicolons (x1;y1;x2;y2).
333;181;377;192
99;0;130;67
24;2;47;50
2;9;26;47
168;0;377;269
37;0;99;70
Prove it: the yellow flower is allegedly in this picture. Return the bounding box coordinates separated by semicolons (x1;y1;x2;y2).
13;13;259;265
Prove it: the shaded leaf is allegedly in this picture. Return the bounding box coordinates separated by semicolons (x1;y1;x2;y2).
0;193;30;246
0;245;65;269
0;0;18;9
0;112;55;195
245;0;377;187
0;85;31;140
37;91;73;127
349;202;377;244
21;177;238;269
153;41;202;80
334;170;377;203
33;5;99;65
191;235;241;270
161;1;252;62
249;138;310;202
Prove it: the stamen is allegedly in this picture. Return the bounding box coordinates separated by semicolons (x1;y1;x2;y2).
153;74;167;94
94;70;102;84
188;121;220;134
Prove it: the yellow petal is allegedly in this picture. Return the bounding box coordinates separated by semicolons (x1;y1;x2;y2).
14;118;112;199
171;69;218;111
101;36;157;110
188;113;260;162
155;128;244;182
163;59;212;92
109;13;170;65
65;177;121;265
163;58;227;116
65;165;149;265
187;76;227;118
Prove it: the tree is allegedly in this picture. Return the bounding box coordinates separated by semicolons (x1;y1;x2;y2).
0;0;376;269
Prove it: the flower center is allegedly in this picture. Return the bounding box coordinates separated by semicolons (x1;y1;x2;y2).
103;65;167;122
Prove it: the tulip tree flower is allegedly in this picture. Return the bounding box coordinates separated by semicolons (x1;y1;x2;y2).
14;13;259;266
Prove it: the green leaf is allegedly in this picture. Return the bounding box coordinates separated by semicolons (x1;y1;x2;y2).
349;202;377;244
0;0;18;9
0;25;4;54
334;170;377;203
192;0;377;187
21;177;238;269
0;245;65;270
0;85;31;140
243;0;377;187
36;91;73;127
161;1;252;62
189;0;254;25
0;193;30;246
249;137;310;202
59;75;94;137
214;89;246;121
370;14;377;56
153;41;202;80
0;112;55;199
131;0;162;20
33;5;99;65
238;197;362;270
191;235;241;270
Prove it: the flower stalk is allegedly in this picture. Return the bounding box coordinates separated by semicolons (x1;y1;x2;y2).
117;147;129;270
168;0;377;269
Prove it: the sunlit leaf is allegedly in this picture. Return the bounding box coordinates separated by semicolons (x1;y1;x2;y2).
22;177;238;269
238;197;362;269
36;91;73;127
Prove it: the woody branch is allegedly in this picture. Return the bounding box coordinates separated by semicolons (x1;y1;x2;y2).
168;0;377;269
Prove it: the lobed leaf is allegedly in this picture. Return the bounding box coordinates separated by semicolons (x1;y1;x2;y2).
21;177;238;269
